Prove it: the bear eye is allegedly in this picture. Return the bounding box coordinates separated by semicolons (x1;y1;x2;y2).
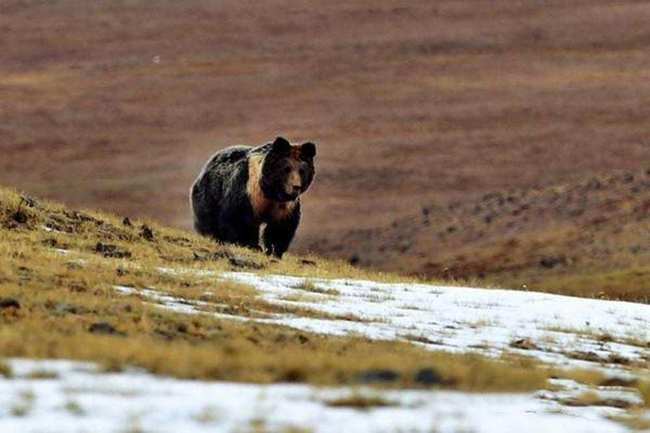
284;166;292;174
299;168;305;177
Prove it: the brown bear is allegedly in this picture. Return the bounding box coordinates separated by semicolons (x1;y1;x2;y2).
190;137;316;257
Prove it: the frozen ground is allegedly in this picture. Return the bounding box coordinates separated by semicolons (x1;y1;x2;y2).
224;273;650;374
0;358;637;433
138;270;650;376
4;267;649;432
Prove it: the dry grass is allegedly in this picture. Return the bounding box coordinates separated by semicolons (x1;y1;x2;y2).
522;266;650;304
324;392;396;409
638;381;650;408
63;400;85;416
608;413;650;431
25;369;59;380
10;390;35;417
235;419;313;433
558;391;635;409
0;359;12;378
2;0;650;300
550;368;606;388
543;326;650;353
0;187;550;391
292;280;340;296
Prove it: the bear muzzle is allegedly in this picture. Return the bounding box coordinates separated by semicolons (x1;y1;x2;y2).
283;184;302;201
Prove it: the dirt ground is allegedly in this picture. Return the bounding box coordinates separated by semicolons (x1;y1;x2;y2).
1;0;649;288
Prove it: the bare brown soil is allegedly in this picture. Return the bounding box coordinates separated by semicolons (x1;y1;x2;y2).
1;0;649;295
331;169;650;301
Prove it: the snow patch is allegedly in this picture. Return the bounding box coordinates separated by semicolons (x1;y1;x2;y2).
0;358;632;433
113;271;650;377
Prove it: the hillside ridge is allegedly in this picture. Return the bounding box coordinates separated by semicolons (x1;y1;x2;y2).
313;168;650;302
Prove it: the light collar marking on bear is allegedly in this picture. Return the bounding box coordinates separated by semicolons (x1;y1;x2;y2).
247;153;297;221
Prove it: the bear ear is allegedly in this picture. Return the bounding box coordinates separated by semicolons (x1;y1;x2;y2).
301;142;316;159
271;136;291;154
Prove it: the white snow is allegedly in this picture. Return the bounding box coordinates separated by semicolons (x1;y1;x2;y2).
118;271;650;376
0;358;633;433
223;273;650;374
6;267;649;432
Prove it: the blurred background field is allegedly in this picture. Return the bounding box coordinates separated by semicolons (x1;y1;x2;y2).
1;0;649;298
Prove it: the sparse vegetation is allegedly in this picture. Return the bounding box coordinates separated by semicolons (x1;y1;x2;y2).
64;400;85;416
324;391;396;410
279;292;324;304
11;389;36;417
0;359;12;378
333;170;650;304
281;427;313;433
401;334;442;346
0;187;552;392
638;381;650;408
26;369;59;379
544;326;650;350
558;390;637;410
122;416;145;433
192;406;220;424
293;280;340;296
549;368;606;388
608;413;650;432
237;419;268;433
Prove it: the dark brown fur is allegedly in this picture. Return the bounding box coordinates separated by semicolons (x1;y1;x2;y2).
191;137;316;257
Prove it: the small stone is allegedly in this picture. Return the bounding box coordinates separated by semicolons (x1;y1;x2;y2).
281;368;305;383
12;211;28;224
54;303;79;315
510;338;539;351
228;255;263;269
539;256;566;269
0;298;20;310
357;369;400;384
414;368;443;385
89;322;121;335
140;224;154;241
95;242;132;259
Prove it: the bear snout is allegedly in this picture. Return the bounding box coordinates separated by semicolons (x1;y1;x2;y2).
284;184;301;200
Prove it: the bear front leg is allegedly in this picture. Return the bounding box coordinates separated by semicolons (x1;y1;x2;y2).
218;206;261;251
262;207;300;258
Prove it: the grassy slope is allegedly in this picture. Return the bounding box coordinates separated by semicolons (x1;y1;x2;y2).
0;186;553;392
2;0;650;268
329;169;650;302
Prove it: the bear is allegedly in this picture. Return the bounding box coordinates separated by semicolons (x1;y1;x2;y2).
190;136;316;258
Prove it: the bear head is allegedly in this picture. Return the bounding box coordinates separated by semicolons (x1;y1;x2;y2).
260;136;316;202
